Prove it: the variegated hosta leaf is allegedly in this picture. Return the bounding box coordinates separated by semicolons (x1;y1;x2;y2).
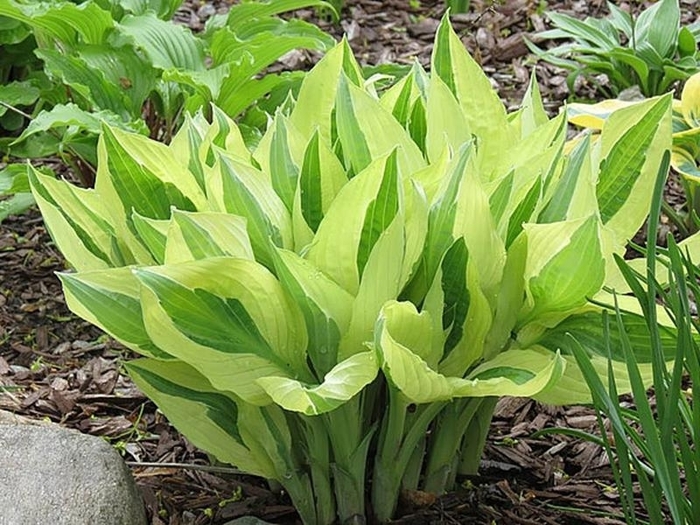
254;116;349;252
256;351;378;415
59;267;171;359
271;246;354;376
126;358;278;478
96;124;208;223
680;72;700;128
538;134;595;224
28;167;125;271
595;95;671;241
567;99;638;130
134;257;310;405
94;124;209;264
289;38;363;145
375;301;565;403
335;73;426;176
211;153;293;266
519;215;605;325
163;209;255;264
132;212;169;264
431;15;514;172
516;72;549;138
672;146;700;180
306;150;406;295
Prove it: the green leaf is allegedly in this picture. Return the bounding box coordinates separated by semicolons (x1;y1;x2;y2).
539;311;678;364
118;12;205;71
596;95;671;240
224;0;333;33
0;0;113;45
0;191;34;221
634;0;680;60
134;258;309;403
216;69;304;121
15;104;146;145
256;351;378;415
204;106;251;164
0;81;39;116
126;358;276;478
606;1;633;39
59;268;169;358
105;0;184;19
521;215;605;322
75;44;157;113
677;26;697;57
210;19;333;73
164;209;255;264
0;164;29;194
546;11;618;49
36;50;133;118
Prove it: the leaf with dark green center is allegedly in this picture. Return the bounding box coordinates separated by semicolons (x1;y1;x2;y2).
299;131;324;232
356;149;400;277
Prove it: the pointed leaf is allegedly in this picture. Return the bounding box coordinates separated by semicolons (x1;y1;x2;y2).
126;359;275;477
271;247;354;377
164;209;255;264
521;215;605;321
59;268;169;358
135;258;309;404
256;351;378;415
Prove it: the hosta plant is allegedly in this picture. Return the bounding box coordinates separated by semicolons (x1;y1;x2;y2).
0;0;334;220
30;17;673;524
528;0;699;97
567;71;700;234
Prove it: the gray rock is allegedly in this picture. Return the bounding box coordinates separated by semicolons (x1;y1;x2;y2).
0;421;146;525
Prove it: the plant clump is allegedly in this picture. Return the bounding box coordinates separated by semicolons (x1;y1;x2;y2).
29;16;673;525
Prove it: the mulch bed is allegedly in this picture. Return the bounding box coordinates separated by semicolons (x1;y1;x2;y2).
2;0;694;523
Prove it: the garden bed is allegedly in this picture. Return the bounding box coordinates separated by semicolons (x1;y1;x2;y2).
1;0;696;523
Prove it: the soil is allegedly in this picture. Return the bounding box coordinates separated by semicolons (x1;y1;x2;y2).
1;1;696;524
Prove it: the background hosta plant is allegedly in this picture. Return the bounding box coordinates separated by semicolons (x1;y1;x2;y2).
528;0;699;97
30;17;673;524
0;0;334;220
566;71;700;235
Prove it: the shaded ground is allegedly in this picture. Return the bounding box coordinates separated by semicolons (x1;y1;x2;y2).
1;0;696;523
